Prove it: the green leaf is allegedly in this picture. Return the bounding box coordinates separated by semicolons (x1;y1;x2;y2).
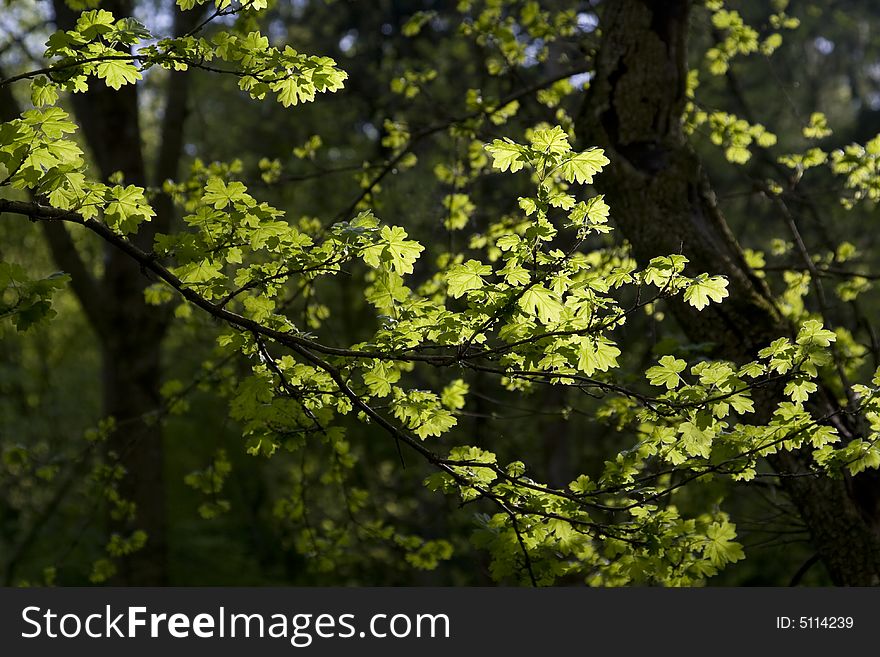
796;320;836;347
568;195;610;230
443;193;475;230
76;9;116;40
739;361;765;378
529;125;570;154
24;107;76;139
679;421;712;458
441;379;469;410
243;295;275;322
684;275;729;310
496;234;521;251
104;185;155;233
703;522;745;567
803;112;832;139
558;148;610;184
445;260;492;298
486;139;528;173
500;262;530;286
518;197;537;216
784;379;817;404
518;285;563;324
576;336;620;375
177;260;224;284
0;263;69;332
361;225;424;275
365;272;409;312
203;178;249;209
642;254;688;287
808;425;839;449
727;393;754;415
363;361;400;398
96;59;142;90
30;77;59;107
392;390;457;439
646;355;686;390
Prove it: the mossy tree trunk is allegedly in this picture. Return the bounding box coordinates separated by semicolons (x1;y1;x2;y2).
578;0;880;585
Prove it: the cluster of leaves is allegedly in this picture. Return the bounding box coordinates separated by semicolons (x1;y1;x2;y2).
689;3;878;325
684;71;777;165
454;0;582;76
0;104;154;240
0;262;69;330
703;0;799;75
31;4;346;107
2;81;755;583
4;0;880;587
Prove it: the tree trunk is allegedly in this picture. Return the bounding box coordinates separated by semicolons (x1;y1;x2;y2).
578;0;880;584
45;0;197;584
101;320;167;585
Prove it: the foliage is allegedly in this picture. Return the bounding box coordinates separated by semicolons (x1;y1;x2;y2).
2;0;880;587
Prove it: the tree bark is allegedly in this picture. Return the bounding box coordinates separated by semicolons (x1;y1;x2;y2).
578;0;880;585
